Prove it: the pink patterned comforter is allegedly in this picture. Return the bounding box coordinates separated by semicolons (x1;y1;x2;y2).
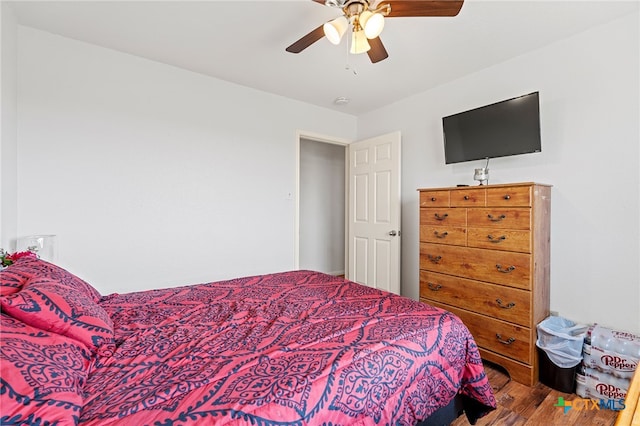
76;270;495;425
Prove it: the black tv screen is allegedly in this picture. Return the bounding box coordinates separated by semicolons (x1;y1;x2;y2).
442;92;541;164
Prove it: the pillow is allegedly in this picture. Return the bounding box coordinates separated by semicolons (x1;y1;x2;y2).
0;313;92;426
0;265;32;296
0;277;115;356
0;257;102;303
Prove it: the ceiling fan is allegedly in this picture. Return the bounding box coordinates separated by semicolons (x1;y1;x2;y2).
286;0;464;63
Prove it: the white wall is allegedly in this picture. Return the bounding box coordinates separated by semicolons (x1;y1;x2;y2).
8;7;640;336
299;138;345;275
0;3;18;250
357;13;640;334
16;26;356;294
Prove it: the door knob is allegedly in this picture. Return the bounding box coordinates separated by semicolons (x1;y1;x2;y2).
388;230;399;236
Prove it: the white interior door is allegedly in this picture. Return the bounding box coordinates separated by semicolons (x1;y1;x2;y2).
348;131;401;294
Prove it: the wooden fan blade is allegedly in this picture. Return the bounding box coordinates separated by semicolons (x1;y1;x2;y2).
367;37;389;63
286;25;326;54
383;0;464;17
311;0;325;4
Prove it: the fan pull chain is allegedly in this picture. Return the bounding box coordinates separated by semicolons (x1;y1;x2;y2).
344;28;357;76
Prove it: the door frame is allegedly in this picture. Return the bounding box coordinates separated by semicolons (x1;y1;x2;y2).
294;130;351;272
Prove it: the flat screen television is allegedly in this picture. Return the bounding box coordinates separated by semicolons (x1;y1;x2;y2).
442;92;541;164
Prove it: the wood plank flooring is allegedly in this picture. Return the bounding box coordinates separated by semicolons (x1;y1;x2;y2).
451;361;619;426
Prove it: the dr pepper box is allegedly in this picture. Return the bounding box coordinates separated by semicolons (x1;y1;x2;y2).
584;325;639;379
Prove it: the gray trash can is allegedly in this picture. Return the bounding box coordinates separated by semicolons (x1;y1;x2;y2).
536;316;588;392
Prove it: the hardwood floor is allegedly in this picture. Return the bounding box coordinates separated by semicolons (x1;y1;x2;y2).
451;361;619;426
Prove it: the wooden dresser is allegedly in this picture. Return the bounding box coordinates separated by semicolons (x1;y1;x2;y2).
418;182;551;386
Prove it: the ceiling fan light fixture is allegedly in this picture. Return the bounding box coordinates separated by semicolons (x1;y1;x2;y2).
286;0;464;63
359;11;385;39
350;29;371;54
323;16;348;45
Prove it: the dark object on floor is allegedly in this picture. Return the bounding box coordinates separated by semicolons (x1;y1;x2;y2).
538;347;578;393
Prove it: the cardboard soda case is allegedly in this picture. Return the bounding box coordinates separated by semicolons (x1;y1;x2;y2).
583;325;639;379
576;366;630;400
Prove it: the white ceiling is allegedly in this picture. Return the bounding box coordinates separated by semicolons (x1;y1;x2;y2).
8;0;638;115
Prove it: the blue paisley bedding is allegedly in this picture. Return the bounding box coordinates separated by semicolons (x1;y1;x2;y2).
1;260;496;425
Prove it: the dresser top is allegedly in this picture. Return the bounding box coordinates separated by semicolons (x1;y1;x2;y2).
417;182;552;191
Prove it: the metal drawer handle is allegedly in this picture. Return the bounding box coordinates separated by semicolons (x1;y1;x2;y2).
503;195;511;200
496;334;516;345
431;197;437;202
427;255;442;264
464;195;470;200
428;283;442;291
434;231;449;239
496;298;516;309
487;234;506;243
487;214;506;222
496;264;515;273
434;213;449;221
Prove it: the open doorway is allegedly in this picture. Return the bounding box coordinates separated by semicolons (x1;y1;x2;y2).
296;135;348;276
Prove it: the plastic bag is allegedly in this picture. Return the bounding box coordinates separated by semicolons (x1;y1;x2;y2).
536;316;588;368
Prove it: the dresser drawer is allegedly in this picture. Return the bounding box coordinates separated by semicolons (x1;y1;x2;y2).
420;271;531;326
450;188;486;207
467;227;531;253
420;225;467;246
467;208;531;229
420;208;466;226
430;301;532;364
420;191;450;207
487;186;532;207
420;243;532;290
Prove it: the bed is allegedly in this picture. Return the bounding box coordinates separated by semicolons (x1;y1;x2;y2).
0;257;496;425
